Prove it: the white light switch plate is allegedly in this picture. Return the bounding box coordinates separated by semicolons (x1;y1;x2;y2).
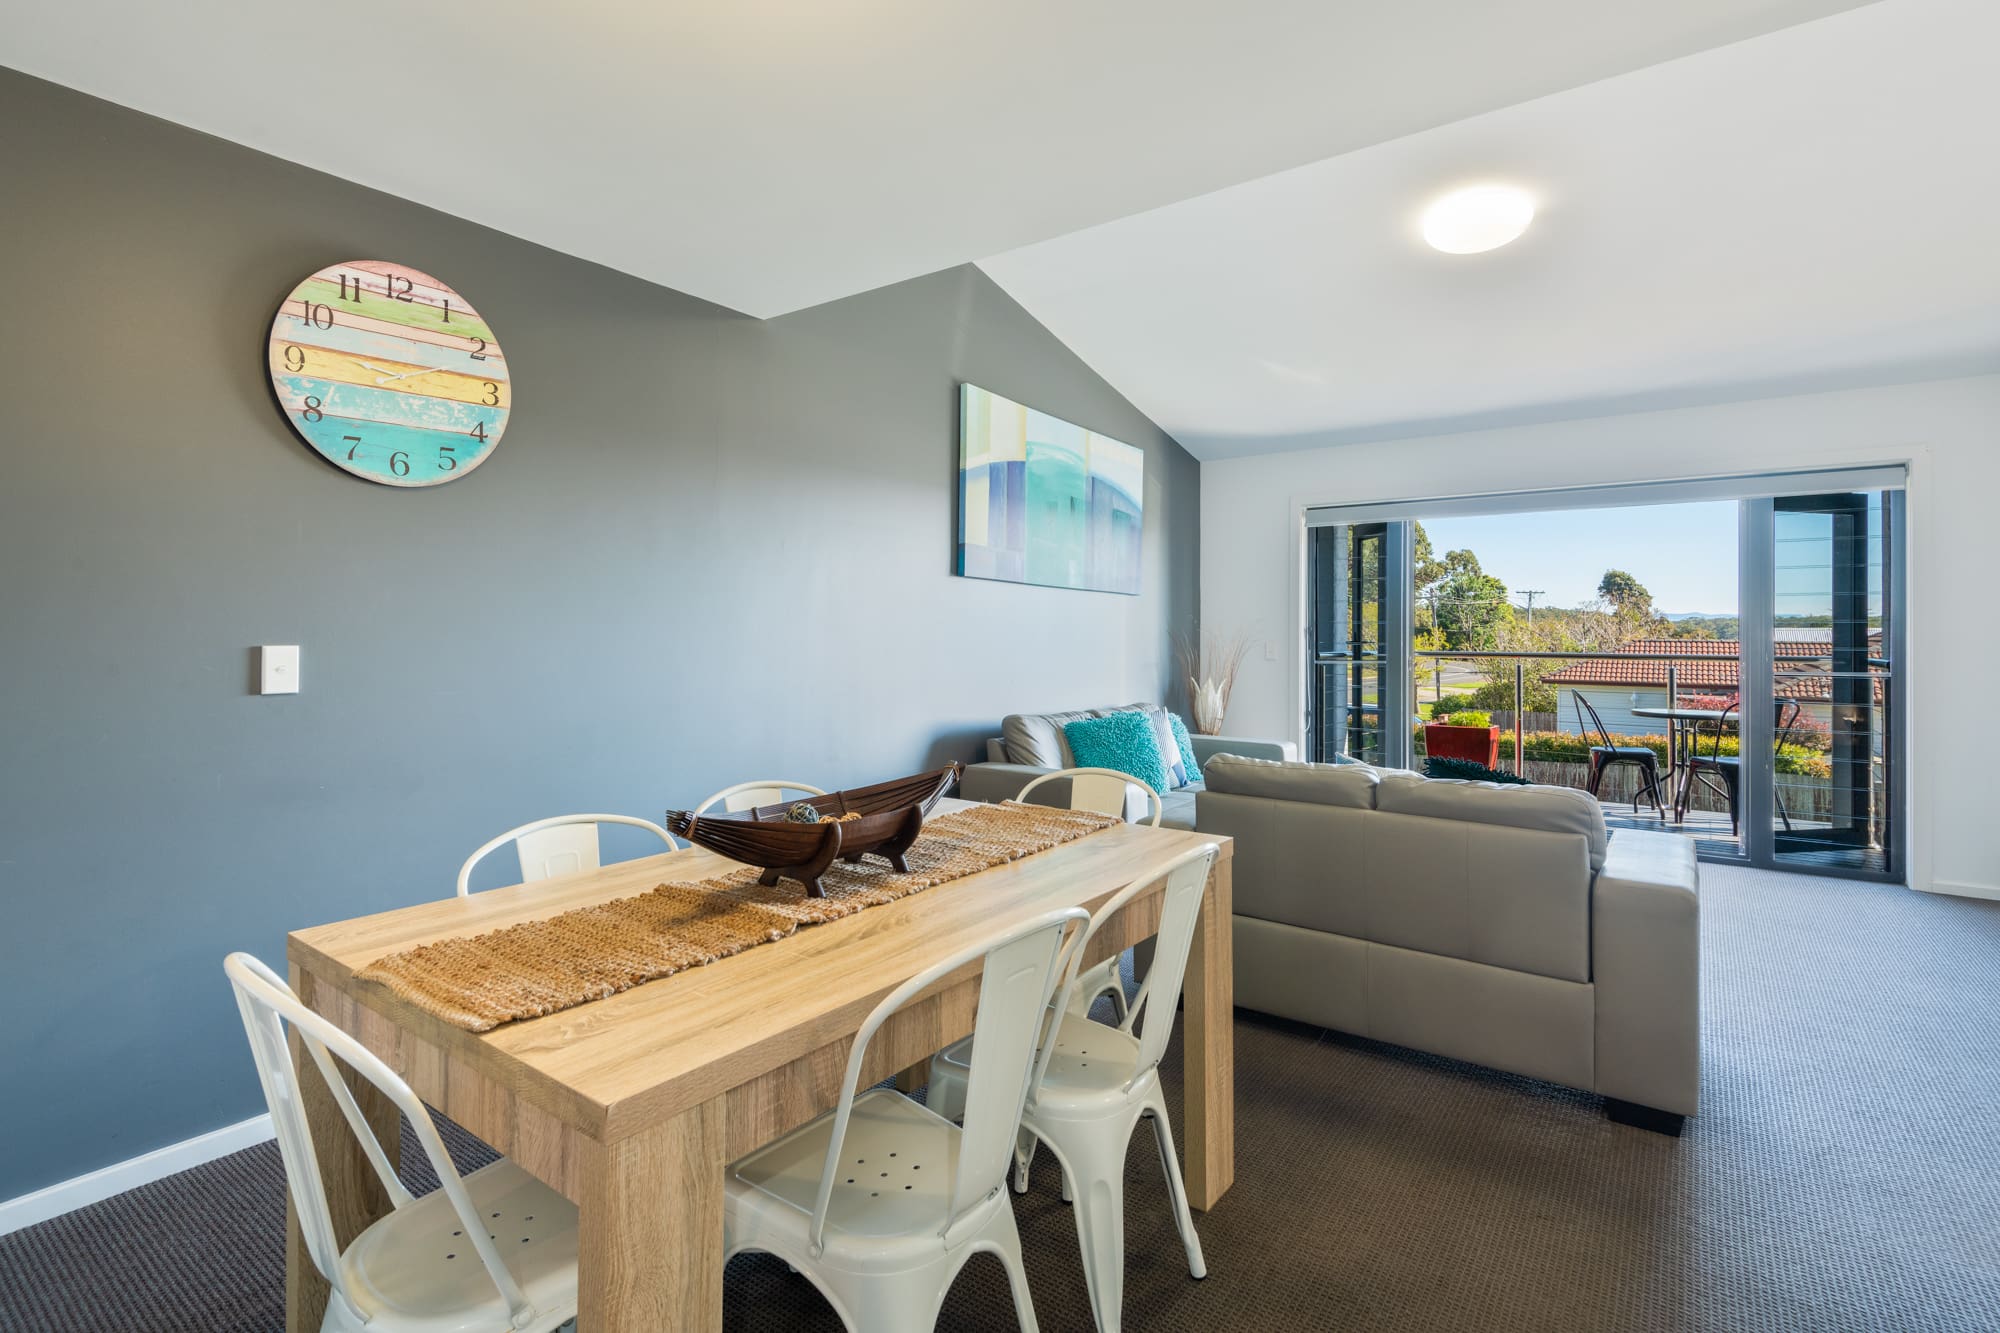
260;645;300;695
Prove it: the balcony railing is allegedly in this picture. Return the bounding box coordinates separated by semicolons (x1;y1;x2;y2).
1315;646;1890;850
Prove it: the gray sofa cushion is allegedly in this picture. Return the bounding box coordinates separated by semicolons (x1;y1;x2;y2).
1376;771;1608;871
1159;783;1201;830
1202;752;1381;810
1002;708;1103;767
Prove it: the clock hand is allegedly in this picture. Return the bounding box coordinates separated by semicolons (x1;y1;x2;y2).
354;358;403;378
375;365;448;384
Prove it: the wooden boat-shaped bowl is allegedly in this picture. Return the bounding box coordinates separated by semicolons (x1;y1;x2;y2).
664;763;962;897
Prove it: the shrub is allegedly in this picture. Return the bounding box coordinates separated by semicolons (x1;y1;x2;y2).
1483;730;1830;778
1426;755;1531;785
1464;677;1561;715
1434;710;1492;728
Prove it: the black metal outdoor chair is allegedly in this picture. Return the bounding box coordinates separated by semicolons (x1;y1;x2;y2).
1675;697;1802;837
1678;701;1741;835
1573;690;1666;820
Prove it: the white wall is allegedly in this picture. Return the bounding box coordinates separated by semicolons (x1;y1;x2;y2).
1201;374;2000;899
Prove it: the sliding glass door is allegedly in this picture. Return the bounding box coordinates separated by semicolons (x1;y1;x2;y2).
1741;489;1904;878
1304;467;1907;882
1308;522;1412;767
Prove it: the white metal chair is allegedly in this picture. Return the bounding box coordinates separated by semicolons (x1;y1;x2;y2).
695;779;827;815
224;953;579;1333
927;844;1219;1333
722;906;1088;1333
1016;768;1163;1023
455;813;677;896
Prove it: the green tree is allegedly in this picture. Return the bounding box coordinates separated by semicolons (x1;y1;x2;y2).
1597;569;1653;618
1435;568;1512;650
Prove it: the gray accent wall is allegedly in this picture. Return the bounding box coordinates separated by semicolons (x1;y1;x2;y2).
0;69;1199;1199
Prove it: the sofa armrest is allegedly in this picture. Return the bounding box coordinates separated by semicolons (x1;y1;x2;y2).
959;761;1152;822
1591;829;1700;1117
960;761;1053;805
1191;734;1299;768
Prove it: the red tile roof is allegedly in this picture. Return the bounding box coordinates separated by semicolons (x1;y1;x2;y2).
1541;639;1879;703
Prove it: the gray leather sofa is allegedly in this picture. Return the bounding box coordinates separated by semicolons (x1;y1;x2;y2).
1198;753;1700;1133
960;703;1296;829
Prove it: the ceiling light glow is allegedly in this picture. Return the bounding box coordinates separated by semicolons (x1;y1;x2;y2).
1421;185;1536;254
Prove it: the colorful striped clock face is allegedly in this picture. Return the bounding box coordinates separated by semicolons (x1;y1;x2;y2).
267;261;508;486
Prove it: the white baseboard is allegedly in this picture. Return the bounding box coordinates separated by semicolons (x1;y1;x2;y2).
1921;879;2000;903
0;1114;275;1237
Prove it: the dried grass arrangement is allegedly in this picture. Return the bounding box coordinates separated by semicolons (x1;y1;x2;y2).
1175;627;1255;735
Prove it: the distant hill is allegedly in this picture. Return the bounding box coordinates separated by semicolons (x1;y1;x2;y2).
1662;611;1737;621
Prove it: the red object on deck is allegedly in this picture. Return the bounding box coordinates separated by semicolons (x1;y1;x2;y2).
1424;723;1500;767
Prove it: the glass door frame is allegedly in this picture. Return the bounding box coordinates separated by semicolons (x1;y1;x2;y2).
1307;521;1414;769
1739;491;1906;880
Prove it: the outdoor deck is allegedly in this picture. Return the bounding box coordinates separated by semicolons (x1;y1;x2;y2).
1597;798;1888;874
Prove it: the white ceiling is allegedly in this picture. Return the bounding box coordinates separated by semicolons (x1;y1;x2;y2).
2;0;1871;319
980;0;2000;458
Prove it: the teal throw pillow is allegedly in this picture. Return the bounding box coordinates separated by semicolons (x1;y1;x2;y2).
1062;711;1171;795
1168;712;1202;784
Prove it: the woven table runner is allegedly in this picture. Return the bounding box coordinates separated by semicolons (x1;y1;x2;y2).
358;801;1123;1031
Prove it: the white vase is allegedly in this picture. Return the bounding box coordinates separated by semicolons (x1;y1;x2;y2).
1191;678;1228;735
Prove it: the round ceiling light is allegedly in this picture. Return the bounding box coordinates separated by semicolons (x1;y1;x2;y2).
1420;185;1536;254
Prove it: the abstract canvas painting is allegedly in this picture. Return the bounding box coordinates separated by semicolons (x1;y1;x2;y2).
957;384;1144;594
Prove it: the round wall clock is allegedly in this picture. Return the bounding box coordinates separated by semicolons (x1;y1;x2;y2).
266;261;508;486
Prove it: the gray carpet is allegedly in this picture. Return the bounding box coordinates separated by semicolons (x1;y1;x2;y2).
4;864;1997;1331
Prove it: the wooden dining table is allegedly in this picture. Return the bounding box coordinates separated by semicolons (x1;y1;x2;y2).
283;799;1235;1332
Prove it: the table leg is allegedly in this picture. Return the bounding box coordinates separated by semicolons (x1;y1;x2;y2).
285;965;400;1333
577;1099;727;1332
1181;855;1234;1211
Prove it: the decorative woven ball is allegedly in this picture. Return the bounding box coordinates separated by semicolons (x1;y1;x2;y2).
784;802;823;824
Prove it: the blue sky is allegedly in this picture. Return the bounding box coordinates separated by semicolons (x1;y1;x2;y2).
1422;501;1739;615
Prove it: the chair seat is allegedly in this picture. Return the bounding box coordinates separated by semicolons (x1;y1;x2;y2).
1688;754;1740;768
1591;745;1658;760
936;1015;1147;1117
727;1088;980;1271
339;1160;578;1332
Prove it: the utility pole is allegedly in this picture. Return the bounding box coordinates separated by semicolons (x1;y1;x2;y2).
1516;589;1546;624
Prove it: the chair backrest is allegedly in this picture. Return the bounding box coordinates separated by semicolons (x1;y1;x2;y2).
695;779;827;815
1035;843;1220;1094
1571;690;1614;750
455;813;677;896
807;908;1086;1256
222;953;539;1328
1773;698;1803;749
1701;700;1740;760
1016;767;1163;828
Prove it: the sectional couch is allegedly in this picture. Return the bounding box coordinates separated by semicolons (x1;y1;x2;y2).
1198;754;1700;1132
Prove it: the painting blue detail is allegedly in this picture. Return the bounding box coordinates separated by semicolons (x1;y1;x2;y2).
957;383;1144;594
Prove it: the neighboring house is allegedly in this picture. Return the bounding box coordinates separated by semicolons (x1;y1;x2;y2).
1542;637;1879;738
